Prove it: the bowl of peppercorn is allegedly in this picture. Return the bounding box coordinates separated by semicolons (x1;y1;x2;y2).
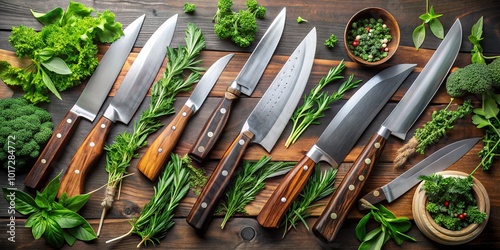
344;7;400;66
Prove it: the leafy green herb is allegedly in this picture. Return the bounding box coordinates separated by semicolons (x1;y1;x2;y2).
468;16;500;64
2;172;96;248
324;34;338;48
0;1;123;103
471;93;500;172
282;166;337;237
393;99;473;168
296;16;308;23
412;0;443;50
183;3;196;13
217;156;293;229
98;23;205;235
285;61;360;147
106;154;191;247
347;17;392;62
357;199;416;249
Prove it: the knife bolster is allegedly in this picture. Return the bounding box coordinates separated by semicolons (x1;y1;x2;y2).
306;144;338;168
377;126;391;139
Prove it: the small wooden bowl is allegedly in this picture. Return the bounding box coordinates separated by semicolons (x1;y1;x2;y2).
344;7;400;67
412;171;490;245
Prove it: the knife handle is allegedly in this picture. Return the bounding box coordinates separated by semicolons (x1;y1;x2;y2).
57;116;114;198
312;132;387;242
257;155;316;228
188;88;240;162
358;187;387;211
137;105;194;181
25;111;82;189
186;130;253;231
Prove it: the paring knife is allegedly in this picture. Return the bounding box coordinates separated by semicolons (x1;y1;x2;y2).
24;15;145;190
312;19;463;243
359;137;480;210
136;53;234;181
187;8;286;162
57;14;179;198
186;28;317;232
256;64;416;228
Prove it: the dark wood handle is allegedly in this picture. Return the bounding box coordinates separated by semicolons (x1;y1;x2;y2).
186;130;253;232
188;89;240;162
25;111;82;189
57;116;114;198
137;105;194;181
312;133;387;242
257;155;316;228
358;187;387;211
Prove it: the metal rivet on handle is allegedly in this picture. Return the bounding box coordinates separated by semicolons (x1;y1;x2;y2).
222;170;228;176
374;142;381;148
373;190;380;197
358;175;365;181
220;108;226;114
330;213;337;220
171;126;176;131
201;202;207;208
197;146;205;153
158;148;163;153
89;142;95;147
101;123;106;129
66;119;72;124
349;185;355;191
281;197;287;203
364;158;371;164
41;159;47;164
74;170;80;174
207;132;214;137
56;133;62;138
239;139;245;145
182;112;187;117
303;165;309;171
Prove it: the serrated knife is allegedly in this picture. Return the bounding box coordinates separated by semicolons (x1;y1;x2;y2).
187;8;286;162
24;15;145;190
186;28;317;232
312;19;463;243
136;53;234;181
256;63;416;228
56;14;178;198
359;137;480;210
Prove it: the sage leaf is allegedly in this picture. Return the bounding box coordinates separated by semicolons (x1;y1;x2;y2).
2;188;39;215
355;213;372;241
429;18;444;39
44;217;65;248
40;68;62;100
49;209;86;228
363;227;382;242
412;24;426;50
377;204;396;219
58;193;90;212
30;7;64;26
41;57;72;75
67;220;97;241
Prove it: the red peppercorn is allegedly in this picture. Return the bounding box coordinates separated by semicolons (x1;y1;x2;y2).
458;214;465;220
352;40;359;47
365;27;370;32
444;201;449;207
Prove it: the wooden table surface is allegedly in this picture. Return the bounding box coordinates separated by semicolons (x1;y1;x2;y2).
1;0;499;249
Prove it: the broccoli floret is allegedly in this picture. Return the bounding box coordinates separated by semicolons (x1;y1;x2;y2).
297;16;308;23
183;3;196;13
488;58;500;87
0;98;53;172
445;63;493;97
324;34;338;48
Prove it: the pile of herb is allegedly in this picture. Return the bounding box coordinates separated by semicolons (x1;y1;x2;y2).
412;0;444;50
98;23;205;235
324;34;338;49
285;61;360;147
0;1;124;103
347;17;392;62
2;172;96;248
106;154;191;247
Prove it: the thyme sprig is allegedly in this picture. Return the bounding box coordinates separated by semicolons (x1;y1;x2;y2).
285;61;360;147
98;23;205;235
282;166;337;237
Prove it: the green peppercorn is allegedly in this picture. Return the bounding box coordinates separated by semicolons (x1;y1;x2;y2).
347;17;392;62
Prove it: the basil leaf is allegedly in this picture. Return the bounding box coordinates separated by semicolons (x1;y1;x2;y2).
412;24;425;50
30;7;64;26
471;16;484;41
58;193;90;212
34;191;50;209
41;171;62;202
43;217;65;248
2;188;39;215
41;57;72;75
49;209;86;228
25;211;42;228
31;214;46;240
355;213;371;241
63;230;77;246
40;68;62;100
429;18;444;39
67;220;97;241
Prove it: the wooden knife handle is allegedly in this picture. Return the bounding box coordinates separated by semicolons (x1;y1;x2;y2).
188;88;240;162
257;155;316;228
57;116;114;198
312;132;387;242
137;105;194;181
25;111;82;189
186;130;253;231
358;187;387;211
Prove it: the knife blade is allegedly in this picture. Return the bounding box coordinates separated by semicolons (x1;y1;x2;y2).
57;14;178;198
24;15;145;190
359;137;480;209
312;19;463;243
136;53;234;181
256;64;416;228
186;28;317;232
187;8;286;162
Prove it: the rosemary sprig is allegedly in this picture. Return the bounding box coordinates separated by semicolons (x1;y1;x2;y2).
282;166;337;237
98;23;205;236
106;154;191;247
285;61;360;147
217;156;293;229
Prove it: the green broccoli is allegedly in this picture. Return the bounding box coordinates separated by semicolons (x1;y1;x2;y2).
324;34;338;48
183;3;196;13
445;63;495;97
297;16;308;23
488;58;500;87
0;98;53;172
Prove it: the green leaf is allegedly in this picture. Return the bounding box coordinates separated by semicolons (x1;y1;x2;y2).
2;188;39;215
41;57;72;75
41;172;62;203
67;220;97;241
43;217;65;248
58;193;90;212
62;230;77;246
40;68;62;100
428;6;443;19
471;50;486;64
34;191;50;209
27;212;45;239
364;227;382;241
37;48;55;62
30;7;64;26
393;230;417;243
418;13;432;23
429;18;444;39
470;16;484;42
483;97;499;119
355;213;372;241
412;24;426;50
376;204;396;219
49;209;86;228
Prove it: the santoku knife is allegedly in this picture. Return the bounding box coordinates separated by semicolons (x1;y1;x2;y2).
312;19;463;243
187;8;286;162
186;28;317;232
137;53;234;181
359;137;480;209
24;15;145;190
257;63;416;228
57;14;178;198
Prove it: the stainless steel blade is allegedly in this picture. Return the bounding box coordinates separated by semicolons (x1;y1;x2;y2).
308;64;415;167
382;137;480;203
71;15;145;121
233;8;286;96
103;14;178;124
186;54;234;112
382;19;462;140
243;28;316;152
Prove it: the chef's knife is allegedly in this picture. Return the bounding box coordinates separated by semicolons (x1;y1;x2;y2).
57;14;178;198
257;64;416;228
312;19;462;243
24;15;145;190
187;8;286;162
137;53;234;181
359;137;480;209
186;28;317;232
